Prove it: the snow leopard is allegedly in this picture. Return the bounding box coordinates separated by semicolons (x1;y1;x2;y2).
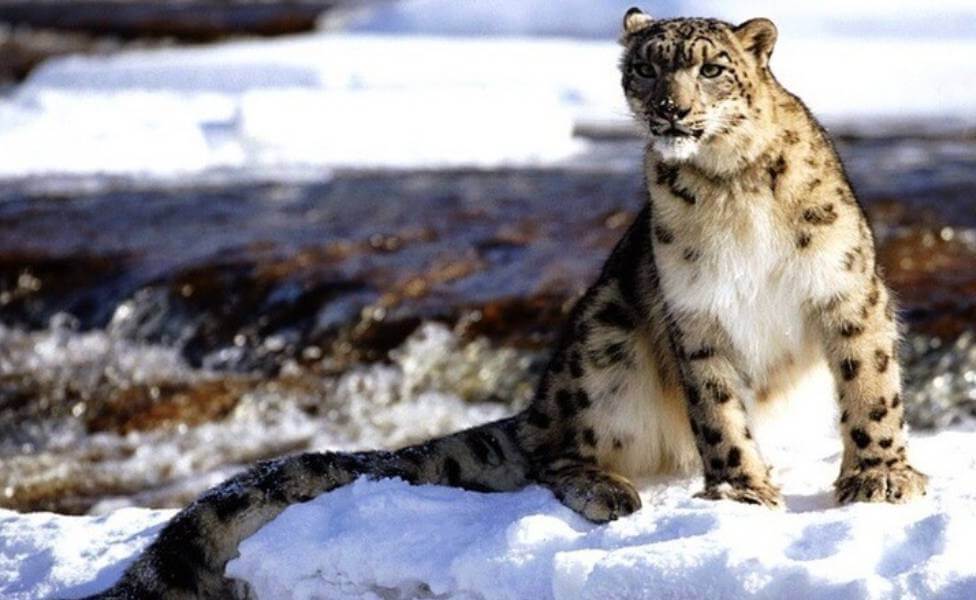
88;8;927;599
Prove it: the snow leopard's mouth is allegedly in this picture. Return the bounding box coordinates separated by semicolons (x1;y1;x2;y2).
648;118;703;139
660;126;692;137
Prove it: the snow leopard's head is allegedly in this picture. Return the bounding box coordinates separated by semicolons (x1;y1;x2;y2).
619;8;779;171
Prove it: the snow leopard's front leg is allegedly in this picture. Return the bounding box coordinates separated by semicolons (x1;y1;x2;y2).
818;276;928;504
668;311;783;508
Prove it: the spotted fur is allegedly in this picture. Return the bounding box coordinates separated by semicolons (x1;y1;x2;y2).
89;8;926;598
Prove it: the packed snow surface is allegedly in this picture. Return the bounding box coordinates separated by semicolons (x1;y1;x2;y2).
3;428;975;599
0;507;173;600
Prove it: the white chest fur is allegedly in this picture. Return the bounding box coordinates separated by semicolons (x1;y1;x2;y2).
654;185;831;381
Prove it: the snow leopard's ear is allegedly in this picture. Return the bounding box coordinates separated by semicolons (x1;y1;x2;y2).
621;7;653;38
734;18;778;67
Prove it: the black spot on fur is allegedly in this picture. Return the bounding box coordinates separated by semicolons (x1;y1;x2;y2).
654;224;674;244
840;410;849;424
682;247;701;262
840;322;864;337
595;302;637;331
556;389;578;418
399;447;426;468
465;434;493;465
705;380;731;404
709;458;725;471
582;428;598;447
613;438;624;449
797;232;811;248
851;428;871;449
702;426;723;446
727;446;742;468
688;346;716;361
879;438;893;449
466;430;505;466
840;358;861;381
860;457;883;469
549;351;565;374
843;251;856;271
686;385;701;406
575;390;591;409
656;163;678;186
891;394;901;408
874;349;890;373
867;288;880;306
886;458;899;467
603;341;628;364
560;428;577;449
803;203;838;225
730;473;752;488
657;163;696;205
255;465;290;504
443;457;462;486
536;375;551;403
527;407;551;429
297;452;334;477
212;489;251;521
870;406;889;422
569;351;585;378
885;300;896;321
768;154;787;191
672;186;697;206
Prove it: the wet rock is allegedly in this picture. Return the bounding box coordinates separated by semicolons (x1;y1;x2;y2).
0;1;345;42
903;331;976;429
877;227;976;339
0;24;121;83
84;379;245;434
0;172;646;373
0;252;131;328
0;164;975;376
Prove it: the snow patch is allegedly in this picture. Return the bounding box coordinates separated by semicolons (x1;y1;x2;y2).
5;428;972;599
0;507;173;600
1;28;974;178
225;428;976;600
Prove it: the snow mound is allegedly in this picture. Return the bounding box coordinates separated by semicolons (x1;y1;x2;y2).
0;507;173;600
225;429;976;600
2;429;975;599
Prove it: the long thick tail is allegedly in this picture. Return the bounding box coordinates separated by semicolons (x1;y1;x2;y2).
86;416;530;599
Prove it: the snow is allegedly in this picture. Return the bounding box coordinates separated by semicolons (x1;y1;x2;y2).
0;507;173;600
3;427;975;600
346;0;976;40
2;3;975;178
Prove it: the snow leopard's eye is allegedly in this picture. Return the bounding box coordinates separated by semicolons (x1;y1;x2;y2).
700;63;725;78
633;63;656;79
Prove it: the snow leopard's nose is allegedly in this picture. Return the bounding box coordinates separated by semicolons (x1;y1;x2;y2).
655;97;690;122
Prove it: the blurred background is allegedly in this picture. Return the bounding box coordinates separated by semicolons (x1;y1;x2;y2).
0;0;974;515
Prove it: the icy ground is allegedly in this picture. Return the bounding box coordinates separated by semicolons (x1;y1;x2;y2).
2;426;974;600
